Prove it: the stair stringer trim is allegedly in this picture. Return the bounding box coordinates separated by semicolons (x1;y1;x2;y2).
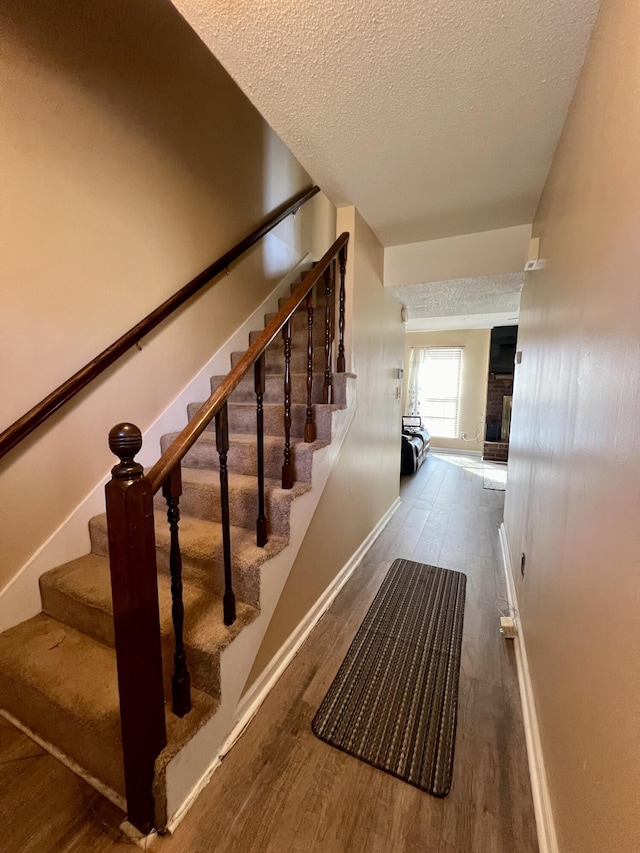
0;255;315;634
159;376;357;831
220;493;401;754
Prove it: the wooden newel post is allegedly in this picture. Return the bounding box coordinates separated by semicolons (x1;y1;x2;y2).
105;423;166;835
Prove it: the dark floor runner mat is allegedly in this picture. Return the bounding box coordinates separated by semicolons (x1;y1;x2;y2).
311;557;466;797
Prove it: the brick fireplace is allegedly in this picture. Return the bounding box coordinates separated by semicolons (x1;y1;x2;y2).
483;373;513;462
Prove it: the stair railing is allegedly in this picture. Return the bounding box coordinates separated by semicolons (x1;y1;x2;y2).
0;185;320;461
105;232;349;833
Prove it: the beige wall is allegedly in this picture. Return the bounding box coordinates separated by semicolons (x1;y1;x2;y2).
246;207;404;685
0;0;335;591
403;330;490;452
384;225;531;287
503;1;640;851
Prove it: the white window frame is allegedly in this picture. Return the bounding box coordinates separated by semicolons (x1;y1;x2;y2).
411;347;463;438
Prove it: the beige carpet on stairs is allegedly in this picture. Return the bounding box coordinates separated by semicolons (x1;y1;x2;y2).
0;278;349;827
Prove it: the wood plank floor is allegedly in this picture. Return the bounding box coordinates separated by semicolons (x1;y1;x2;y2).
0;452;537;852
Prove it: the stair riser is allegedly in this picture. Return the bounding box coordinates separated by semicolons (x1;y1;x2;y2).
265;307;334;335
40;583;114;648
187;402;333;440
249;324;328;348
211;372;327;405
278;292;332;311
152;478;297;538
166;548;262;608
40;583;222;698
232;348;328;374
89;520;272;608
288;277;328;294
160;434;320;481
0;646;125;796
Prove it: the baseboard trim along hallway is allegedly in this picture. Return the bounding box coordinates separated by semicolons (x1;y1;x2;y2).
499;522;559;853
167;496;401;835
430;448;482;457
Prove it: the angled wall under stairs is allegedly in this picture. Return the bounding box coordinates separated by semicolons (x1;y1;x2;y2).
0;274;356;831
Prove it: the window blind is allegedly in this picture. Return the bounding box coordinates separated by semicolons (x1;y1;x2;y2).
417;347;462;438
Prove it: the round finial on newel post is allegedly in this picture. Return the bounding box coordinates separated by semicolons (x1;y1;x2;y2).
108;423;144;480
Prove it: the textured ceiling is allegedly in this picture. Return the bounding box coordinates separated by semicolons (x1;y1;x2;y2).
171;0;599;246
389;272;524;319
389;272;524;330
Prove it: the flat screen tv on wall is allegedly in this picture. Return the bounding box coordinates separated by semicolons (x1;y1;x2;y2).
489;325;518;374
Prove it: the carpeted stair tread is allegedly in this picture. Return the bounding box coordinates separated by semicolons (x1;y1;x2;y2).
152;468;310;536
211;372;328;405
40;554;258;698
39;553;116;638
231;348;326;374
209;371;348;406
249;323;328;348
0;613;217;797
187;401;339;440
89;511;288;607
278;292;331;311
160;431;328;481
263;309;330;335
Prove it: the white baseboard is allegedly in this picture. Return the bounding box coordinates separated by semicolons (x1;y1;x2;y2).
430;447;482;457
118;821;157;850
231;495;401;738
165;755;222;835
165;495;401;834
498;523;558;853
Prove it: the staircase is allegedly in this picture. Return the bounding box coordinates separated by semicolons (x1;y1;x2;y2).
0;271;355;833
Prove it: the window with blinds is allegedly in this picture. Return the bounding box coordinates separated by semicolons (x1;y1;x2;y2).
417;347;463;438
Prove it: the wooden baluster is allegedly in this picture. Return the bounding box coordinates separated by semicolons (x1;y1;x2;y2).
304;289;317;443
215;403;236;625
162;466;191;718
282;319;294;489
105;423;166;835
322;265;333;404
255;354;268;546
337;244;347;373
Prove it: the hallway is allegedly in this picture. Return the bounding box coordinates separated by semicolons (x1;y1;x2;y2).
0;452;537;852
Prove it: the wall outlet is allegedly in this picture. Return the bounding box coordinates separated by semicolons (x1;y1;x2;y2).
500;616;516;639
520;552;526;577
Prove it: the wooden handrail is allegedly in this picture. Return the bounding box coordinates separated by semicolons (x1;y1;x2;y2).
147;232;350;494
0;185;320;461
